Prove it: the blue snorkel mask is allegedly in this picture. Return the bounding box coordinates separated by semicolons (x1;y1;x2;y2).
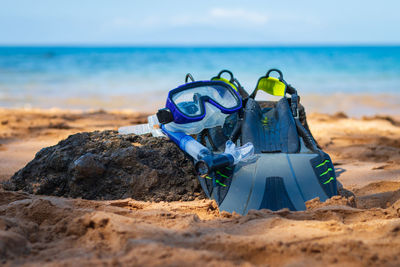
118;70;254;176
155;79;243;135
118;71;244;137
156;79;251;175
157;80;242;126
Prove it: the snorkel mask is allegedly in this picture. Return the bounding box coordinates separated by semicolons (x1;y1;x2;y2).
157;80;242;134
118;70;254;175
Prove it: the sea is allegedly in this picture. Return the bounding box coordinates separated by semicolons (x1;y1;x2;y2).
0;46;399;115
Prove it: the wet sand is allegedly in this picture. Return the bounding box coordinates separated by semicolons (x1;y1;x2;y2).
1;108;400;266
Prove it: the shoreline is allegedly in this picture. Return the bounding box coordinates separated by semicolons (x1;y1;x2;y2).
2;92;400;117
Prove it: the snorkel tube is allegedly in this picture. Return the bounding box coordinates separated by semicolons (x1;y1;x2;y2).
119;70;254;175
157;73;254;175
161;125;235;175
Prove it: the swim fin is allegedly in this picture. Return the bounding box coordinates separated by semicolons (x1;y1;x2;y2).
197;71;337;215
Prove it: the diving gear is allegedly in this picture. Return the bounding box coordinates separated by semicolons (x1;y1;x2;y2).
198;69;338;214
118;68;338;216
195;140;254;175
118;114;165;137
250;68;288;98
161;125;254;176
160;80;242;125
120;76;242;136
121;100;237;136
163;103;231;135
211;70;249;99
119;70;254;175
159;80;242;134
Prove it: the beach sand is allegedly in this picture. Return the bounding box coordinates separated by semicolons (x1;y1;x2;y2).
1;108;400;266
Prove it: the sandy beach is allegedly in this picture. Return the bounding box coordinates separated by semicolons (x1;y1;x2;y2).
1;108;400;266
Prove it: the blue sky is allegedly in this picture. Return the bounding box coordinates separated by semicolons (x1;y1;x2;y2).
1;0;400;45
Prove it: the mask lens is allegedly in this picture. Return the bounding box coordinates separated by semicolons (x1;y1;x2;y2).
171;84;239;116
176;101;200;116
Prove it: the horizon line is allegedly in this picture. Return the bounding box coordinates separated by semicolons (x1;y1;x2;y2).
1;43;400;48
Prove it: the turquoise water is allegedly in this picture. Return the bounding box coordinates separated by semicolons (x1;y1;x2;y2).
0;46;399;110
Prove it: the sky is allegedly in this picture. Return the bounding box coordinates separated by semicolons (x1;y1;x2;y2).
1;0;400;45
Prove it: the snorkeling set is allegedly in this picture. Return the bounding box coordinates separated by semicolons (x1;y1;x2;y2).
119;69;338;215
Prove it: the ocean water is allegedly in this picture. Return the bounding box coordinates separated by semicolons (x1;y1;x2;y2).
0;46;399;114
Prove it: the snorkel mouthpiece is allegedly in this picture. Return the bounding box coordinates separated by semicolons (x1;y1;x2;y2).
195;154;234;176
156;108;174;124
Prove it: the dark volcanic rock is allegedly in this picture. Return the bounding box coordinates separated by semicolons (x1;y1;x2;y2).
3;130;204;201
73;153;106;179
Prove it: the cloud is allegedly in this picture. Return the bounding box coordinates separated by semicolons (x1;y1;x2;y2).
108;16;162;31
170;7;268;27
107;7;268;32
209;7;268;24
